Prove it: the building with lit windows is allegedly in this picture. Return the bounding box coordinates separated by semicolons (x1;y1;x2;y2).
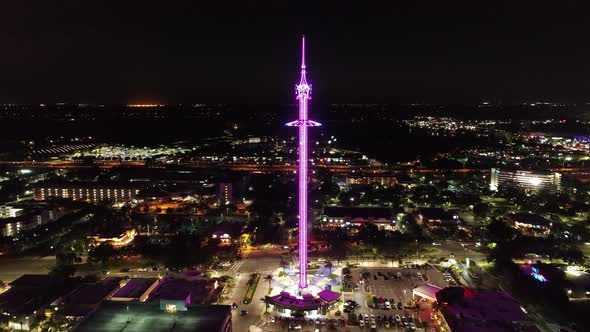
0;206;66;237
490;168;561;193
345;174;398;187
416;208;460;226
0;205;23;219
506;212;553;236
321;206;397;230
88;229;137;248
217;183;233;205
34;181;143;203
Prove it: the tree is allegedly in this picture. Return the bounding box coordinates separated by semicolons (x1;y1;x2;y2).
347;300;360;318
263;274;274;294
325;261;334;276
260;296;273;313
473;203;490;219
485;218;516;244
88;243;116;265
561;246;585;265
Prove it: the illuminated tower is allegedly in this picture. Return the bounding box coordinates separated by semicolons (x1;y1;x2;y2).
286;36;321;290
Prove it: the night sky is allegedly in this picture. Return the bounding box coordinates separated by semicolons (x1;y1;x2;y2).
1;1;589;104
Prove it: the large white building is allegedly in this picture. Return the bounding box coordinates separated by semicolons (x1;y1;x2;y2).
34;182;141;203
490;168;561;193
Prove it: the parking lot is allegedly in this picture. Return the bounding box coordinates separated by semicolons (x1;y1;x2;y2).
342;264;449;330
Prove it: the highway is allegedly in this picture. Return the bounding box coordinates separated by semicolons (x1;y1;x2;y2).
0;159;490;175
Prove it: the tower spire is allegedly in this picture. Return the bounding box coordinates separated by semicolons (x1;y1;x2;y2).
301;35;306;70
299;35;308;86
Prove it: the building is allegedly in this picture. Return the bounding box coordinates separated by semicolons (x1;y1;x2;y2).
0;205;23;219
412;283;443;302
148;277;219;308
88;229;137;248
110;278;160;302
54;278;122;318
0;275;76;331
73;301;232;332
268;290;341;317
435;288;539;332
0;206;66;237
211;231;232;245
321;206;397;230
217;183;233;205
345;174;398;187
490;168;561;192
506;212;553;235
34;181;142;203
416;208;460;226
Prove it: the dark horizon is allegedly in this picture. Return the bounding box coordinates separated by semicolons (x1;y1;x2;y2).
2;1;590;104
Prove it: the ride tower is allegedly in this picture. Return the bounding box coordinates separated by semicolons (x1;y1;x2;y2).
286;36;321;291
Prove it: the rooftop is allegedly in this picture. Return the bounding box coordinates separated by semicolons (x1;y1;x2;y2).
59;278;121;317
73;301;231;332
0;275;75;316
269;291;327;311
148;278;215;304
112;278;158;299
441;289;538;332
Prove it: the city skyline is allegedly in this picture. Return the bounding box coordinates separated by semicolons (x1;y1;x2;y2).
3;3;590;332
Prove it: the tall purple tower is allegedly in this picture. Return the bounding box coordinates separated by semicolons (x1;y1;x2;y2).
286;36;321;290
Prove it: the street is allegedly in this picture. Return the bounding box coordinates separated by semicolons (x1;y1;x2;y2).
0;255;57;283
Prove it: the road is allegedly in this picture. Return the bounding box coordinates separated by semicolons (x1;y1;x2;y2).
221;251;283;332
0;255;57;283
0;159;489;175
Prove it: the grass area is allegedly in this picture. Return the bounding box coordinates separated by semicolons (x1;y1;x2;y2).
328;273;338;280
242;273;260;304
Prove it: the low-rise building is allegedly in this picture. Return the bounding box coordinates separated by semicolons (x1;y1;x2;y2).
73;301;232;332
54;277;122;318
110;278;160;302
506;212;553;235
88;229;137;248
416;208;460;226
149;277;219;308
436;288;539;332
321;206;397;230
0;275;76;331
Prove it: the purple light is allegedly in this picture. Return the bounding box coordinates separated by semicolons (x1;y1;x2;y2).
286;36;321;290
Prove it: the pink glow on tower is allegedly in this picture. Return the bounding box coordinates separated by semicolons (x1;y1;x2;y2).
286;36;321;290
